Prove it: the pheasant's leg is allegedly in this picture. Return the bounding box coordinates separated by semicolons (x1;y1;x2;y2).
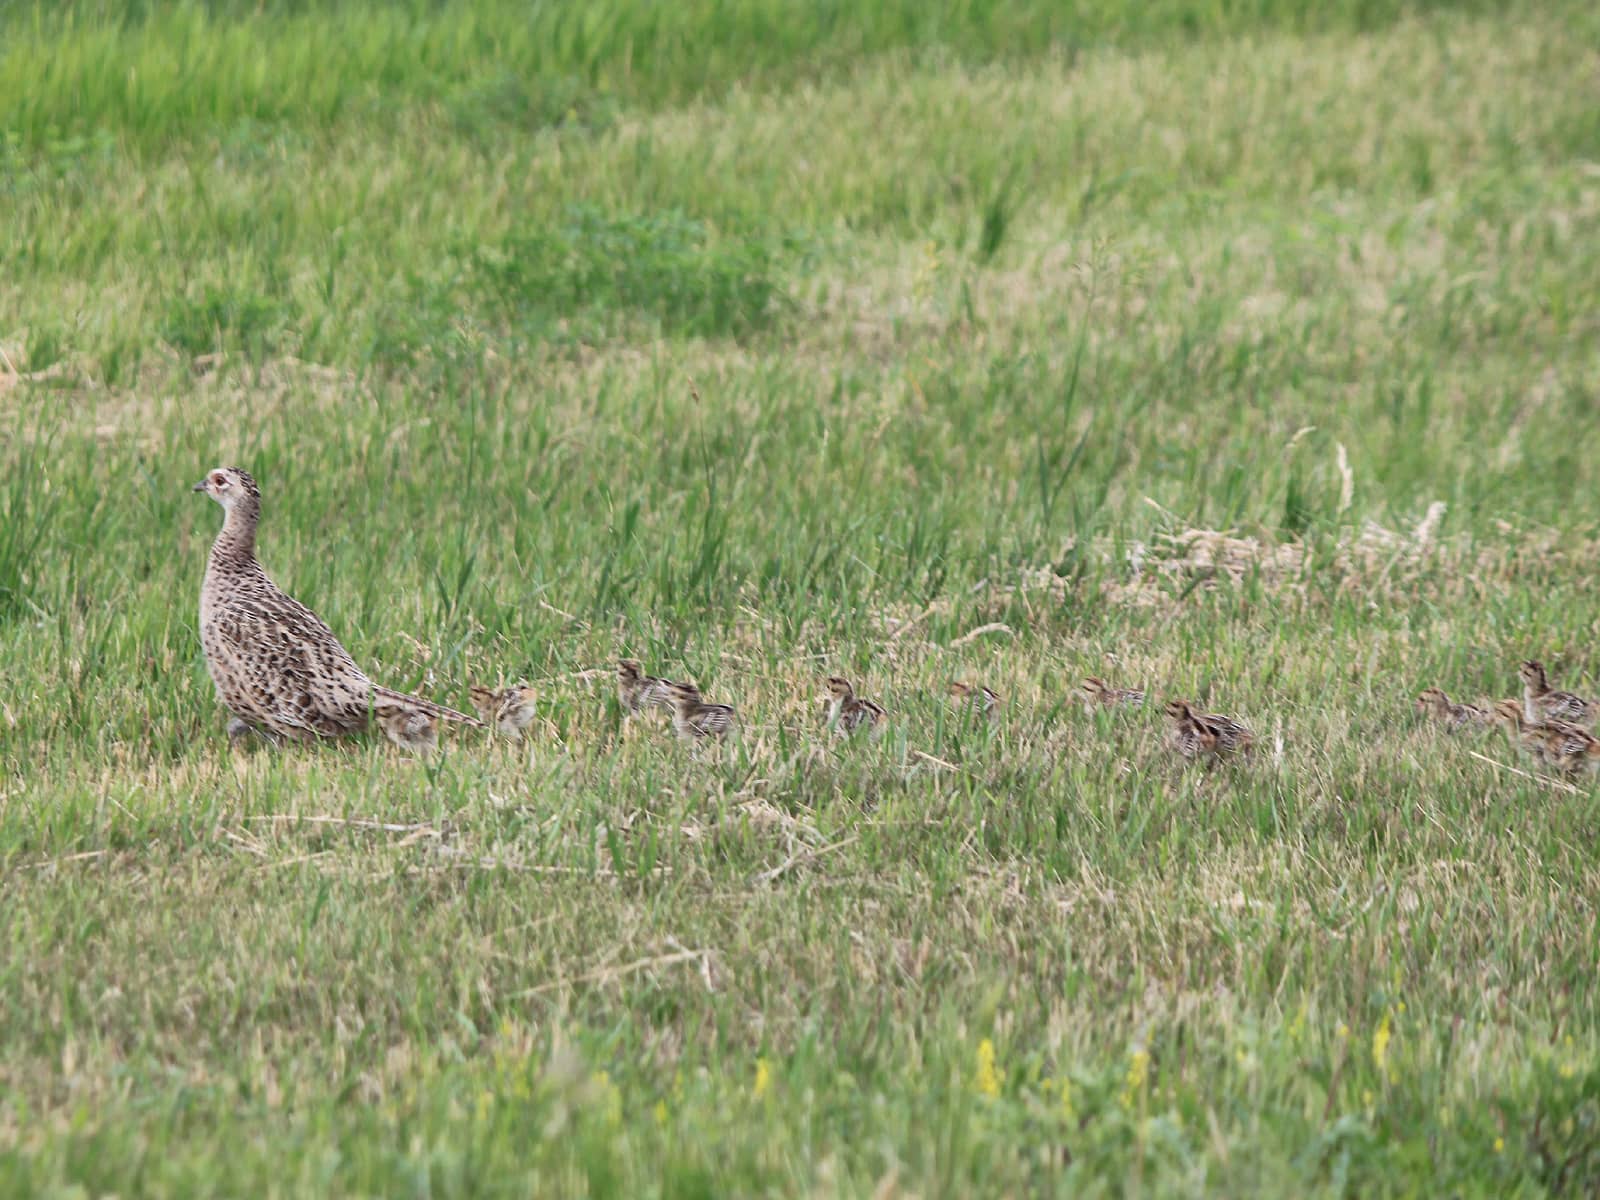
227;717;286;747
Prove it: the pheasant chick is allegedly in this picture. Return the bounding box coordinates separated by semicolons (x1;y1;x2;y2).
1414;687;1491;732
949;681;1000;720
1163;699;1219;760
824;676;888;737
470;682;539;740
665;681;736;741
1519;660;1597;727
1493;699;1550;763
379;708;439;755
1165;699;1253;760
1079;676;1146;708
618;659;673;715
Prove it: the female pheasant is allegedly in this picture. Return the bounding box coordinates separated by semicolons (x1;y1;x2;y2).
193;467;482;744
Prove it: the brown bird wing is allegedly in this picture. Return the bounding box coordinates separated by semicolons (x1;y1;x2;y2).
1543;721;1594;760
1545;692;1595;724
206;596;373;737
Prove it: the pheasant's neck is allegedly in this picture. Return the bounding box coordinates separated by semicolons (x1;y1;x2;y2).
210;499;261;568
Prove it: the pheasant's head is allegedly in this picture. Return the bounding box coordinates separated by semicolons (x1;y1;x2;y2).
617;659;642;682
825;676;854;702
1415;687;1448;715
192;466;259;512
1518;660;1548;690
1163;699;1195;724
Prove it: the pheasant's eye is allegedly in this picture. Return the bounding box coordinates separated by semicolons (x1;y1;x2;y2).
212;474;226;487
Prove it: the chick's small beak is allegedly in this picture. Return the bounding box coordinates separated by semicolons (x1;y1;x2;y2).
192;480;207;493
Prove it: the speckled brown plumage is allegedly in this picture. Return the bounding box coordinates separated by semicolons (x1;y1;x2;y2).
1079;676;1146;708
1518;660;1597;728
825;676;887;737
379;708;439;754
470;682;539;739
617;659;673;716
1164;699;1253;760
1494;699;1600;773
1163;699;1218;759
948;681;1000;720
194;466;483;744
665;681;735;741
1414;687;1491;732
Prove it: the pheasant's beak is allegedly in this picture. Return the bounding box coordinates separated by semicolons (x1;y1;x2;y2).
191;480;207;493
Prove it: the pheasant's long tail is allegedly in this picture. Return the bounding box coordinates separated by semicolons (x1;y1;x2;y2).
372;685;486;728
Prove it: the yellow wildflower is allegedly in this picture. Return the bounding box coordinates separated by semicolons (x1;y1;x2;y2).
654;1099;669;1125
753;1058;771;1100
1372;1011;1392;1074
974;1038;1001;1099
1494;1137;1505;1154
1119;1048;1150;1110
1336;1022;1349;1040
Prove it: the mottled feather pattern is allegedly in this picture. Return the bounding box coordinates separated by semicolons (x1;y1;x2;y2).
836;698;887;734
1414;687;1491;732
1164;699;1251;760
618;659;675;715
1163;701;1217;759
1079;677;1145;708
666;682;735;740
195;467;482;744
1541;721;1600;770
1166;722;1216;759
379;708;438;754
193;472;1600;786
1544;696;1593;725
1492;699;1549;761
1519;660;1597;728
825;677;887;736
680;705;735;739
1197;711;1254;755
470;683;539;739
948;681;1000;719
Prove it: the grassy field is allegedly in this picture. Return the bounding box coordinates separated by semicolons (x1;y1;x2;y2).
4;0;1600;1193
